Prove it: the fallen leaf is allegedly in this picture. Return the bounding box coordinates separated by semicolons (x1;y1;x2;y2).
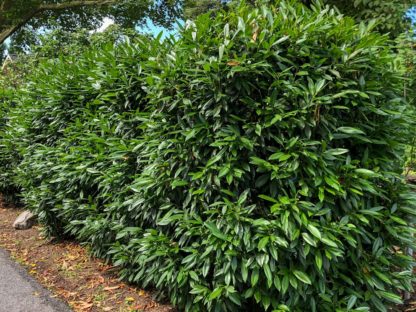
133;305;144;310
77;302;93;310
61;260;68;270
104;285;120;291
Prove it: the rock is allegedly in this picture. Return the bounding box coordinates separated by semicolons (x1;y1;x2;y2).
406;174;416;184
13;211;36;230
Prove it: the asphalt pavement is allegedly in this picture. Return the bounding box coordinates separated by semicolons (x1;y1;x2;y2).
0;249;70;312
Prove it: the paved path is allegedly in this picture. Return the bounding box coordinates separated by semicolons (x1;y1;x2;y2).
0;249;70;312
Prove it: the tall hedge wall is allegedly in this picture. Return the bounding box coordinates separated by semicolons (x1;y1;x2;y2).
1;1;415;311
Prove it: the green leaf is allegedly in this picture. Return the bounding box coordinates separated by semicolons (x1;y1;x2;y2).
325;148;349;156
251;268;259;286
258;236;269;250
302;232;317;247
264;263;273;287
274;275;281;290
315;79;326;94
268;114;282;126
204;222;229;241
219;44;225;61
241;263;248;282
355;168;378;177
315;251;322;270
337;127;365;135
307;224;322;240
347;295;357;310
209;287;223;300
293;270;312;285
259;194;278;203
189;271;199;281
272;35;289;46
171;180;188;188
237;17;246;32
228;292;241;306
282;274;289;294
318;187;325;202
321;237;338;248
370;296;387;312
376;291;402;304
207;152;223;167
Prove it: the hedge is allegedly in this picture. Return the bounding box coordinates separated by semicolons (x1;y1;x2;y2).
1;1;415;311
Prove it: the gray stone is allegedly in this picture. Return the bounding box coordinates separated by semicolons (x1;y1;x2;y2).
13;211;37;230
406;174;416;184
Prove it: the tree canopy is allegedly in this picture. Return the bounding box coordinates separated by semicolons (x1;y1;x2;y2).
0;0;181;49
324;0;416;37
184;0;416;36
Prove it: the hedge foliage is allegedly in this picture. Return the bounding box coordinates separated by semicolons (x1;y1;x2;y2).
0;90;20;203
1;1;415;311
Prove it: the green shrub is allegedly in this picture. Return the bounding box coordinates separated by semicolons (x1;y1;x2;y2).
0;92;21;203
397;35;416;173
4;1;416;311
11;34;165;236
0;53;32;204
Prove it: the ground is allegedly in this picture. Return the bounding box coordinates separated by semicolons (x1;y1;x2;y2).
0;199;174;312
0;248;70;311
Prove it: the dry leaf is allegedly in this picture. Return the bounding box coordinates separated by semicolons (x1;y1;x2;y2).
104;285;120;291
252;30;258;42
78;302;93;310
61;260;68;270
251;22;259;42
227;60;240;66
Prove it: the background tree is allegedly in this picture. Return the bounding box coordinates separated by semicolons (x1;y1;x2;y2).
184;0;227;17
0;0;182;53
323;0;416;37
185;0;416;36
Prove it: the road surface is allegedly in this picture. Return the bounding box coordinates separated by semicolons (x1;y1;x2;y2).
0;249;70;312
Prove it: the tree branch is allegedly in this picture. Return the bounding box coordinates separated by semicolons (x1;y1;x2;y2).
0;8;39;44
0;0;120;44
39;0;118;11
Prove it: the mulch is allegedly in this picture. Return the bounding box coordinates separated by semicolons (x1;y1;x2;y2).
0;197;174;312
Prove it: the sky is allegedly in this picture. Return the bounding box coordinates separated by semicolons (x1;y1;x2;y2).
94;17;114;33
95;17;177;39
407;8;416;28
